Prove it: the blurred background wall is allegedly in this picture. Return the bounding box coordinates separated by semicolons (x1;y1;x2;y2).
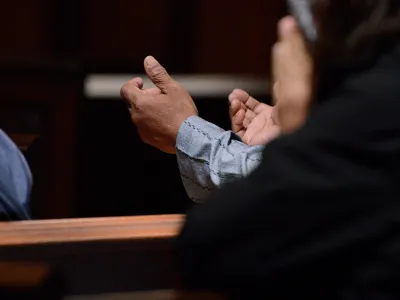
0;0;286;219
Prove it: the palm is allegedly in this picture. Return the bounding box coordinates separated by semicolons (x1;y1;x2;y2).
229;89;280;146
242;106;280;145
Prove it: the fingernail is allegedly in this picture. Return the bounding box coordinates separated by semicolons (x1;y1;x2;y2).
145;56;158;67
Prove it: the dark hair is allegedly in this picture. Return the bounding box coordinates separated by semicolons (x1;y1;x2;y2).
313;0;400;72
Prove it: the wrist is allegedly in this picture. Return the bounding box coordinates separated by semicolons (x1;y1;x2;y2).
173;113;198;144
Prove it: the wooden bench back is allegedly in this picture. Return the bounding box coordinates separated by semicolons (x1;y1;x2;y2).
0;215;182;292
0;215;227;299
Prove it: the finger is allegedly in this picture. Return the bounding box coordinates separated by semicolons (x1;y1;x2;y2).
230;89;263;113
144;56;175;93
129;77;144;90
277;16;298;41
231;109;246;135
243;109;256;128
230;98;247;136
244;96;263;114
273;17;304;83
229;89;248;102
278;16;307;51
120;80;144;111
230;89;264;116
242;114;267;144
120;80;142;103
229;99;241;118
228;90;246;109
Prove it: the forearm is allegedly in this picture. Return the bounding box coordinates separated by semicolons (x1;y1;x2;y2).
176;116;263;202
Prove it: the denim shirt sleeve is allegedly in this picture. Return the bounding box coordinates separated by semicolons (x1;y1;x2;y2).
0;129;32;220
176;116;264;202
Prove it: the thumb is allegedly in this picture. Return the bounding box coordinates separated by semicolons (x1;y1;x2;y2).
278;16;306;49
144;56;174;93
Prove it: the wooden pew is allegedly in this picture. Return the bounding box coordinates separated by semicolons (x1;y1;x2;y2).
0;215;225;299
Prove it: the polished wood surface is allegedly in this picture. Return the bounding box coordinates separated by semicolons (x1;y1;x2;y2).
0;214;225;299
0;214;183;246
0;215;184;295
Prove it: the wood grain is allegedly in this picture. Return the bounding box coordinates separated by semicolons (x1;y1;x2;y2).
0;215;228;298
0;215;184;294
0;214;184;246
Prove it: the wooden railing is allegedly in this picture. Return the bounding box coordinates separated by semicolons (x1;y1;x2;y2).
0;214;183;247
0;215;182;293
0;215;226;299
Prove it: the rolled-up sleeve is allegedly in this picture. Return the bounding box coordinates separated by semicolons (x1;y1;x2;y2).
176;116;263;202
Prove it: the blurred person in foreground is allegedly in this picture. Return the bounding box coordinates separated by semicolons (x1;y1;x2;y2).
121;0;400;298
178;1;400;298
0;129;31;220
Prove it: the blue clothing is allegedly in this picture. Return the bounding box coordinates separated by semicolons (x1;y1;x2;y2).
176;116;264;202
0;129;31;220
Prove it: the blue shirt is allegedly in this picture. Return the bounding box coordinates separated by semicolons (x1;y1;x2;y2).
0;129;32;220
176;116;264;202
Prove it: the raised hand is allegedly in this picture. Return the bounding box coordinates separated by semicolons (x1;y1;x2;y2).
120;56;198;154
229;89;280;146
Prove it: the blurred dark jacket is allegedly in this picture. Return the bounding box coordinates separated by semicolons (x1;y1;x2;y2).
177;43;400;299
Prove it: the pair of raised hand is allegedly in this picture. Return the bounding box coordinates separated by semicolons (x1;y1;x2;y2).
120;16;312;154
120;56;276;153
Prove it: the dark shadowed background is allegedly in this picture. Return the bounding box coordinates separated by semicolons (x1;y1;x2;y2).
0;0;286;219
